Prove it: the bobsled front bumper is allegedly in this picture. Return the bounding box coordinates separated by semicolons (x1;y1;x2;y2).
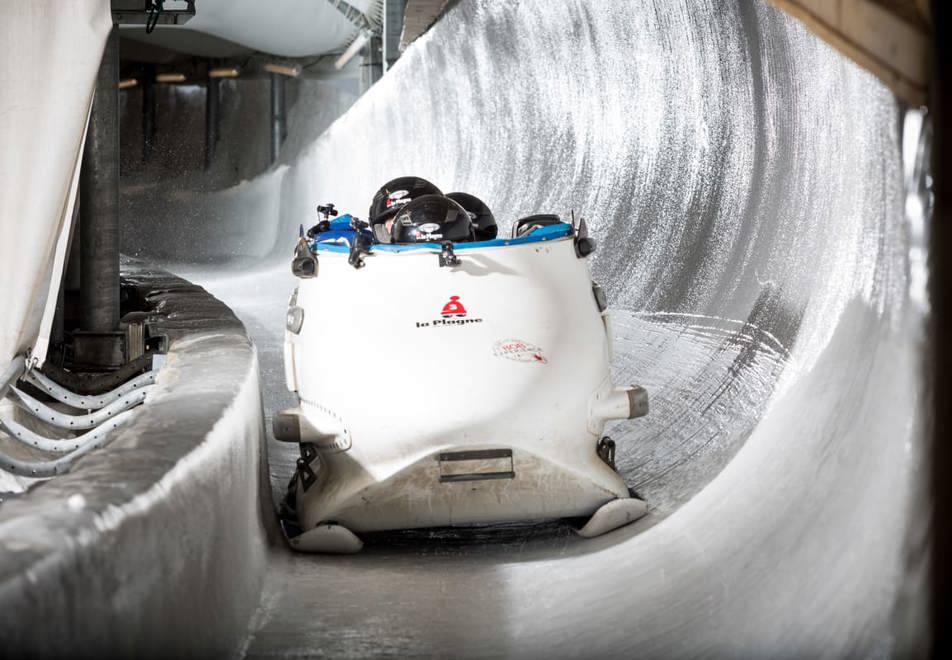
289;437;632;534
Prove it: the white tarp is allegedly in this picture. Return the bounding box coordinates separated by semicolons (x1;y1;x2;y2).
0;0;112;369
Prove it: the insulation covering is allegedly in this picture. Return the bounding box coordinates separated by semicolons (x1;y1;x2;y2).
0;0;112;368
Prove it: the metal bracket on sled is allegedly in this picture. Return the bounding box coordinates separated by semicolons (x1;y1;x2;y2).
273;408;352;452
574;216;597;258
596;436;616;470
297;443;318;492
292;237;318;279
348;219;373;269
588;385;649;434
439;241;461;267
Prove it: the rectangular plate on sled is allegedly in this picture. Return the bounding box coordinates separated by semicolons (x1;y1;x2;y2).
439;449;514;483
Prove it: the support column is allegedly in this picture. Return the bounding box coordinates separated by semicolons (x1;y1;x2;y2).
63;207;82;334
142;64;156;162
79;26;120;333
382;0;407;72
205;76;220;171
51;201;82;347
270;72;286;164
360;36;383;94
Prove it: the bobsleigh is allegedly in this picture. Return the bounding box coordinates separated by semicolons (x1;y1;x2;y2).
275;192;649;554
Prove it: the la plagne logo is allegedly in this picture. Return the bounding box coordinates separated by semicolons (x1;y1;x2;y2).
415;296;483;327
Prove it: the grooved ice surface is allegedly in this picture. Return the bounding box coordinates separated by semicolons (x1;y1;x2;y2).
130;0;923;656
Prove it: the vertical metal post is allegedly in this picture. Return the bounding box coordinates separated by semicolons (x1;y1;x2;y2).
52;279;66;346
271;72;286;164
205;76;220;171
51;202;82;346
64;210;82;305
142;64;156;162
360;36;383;94
382;0;407;73
79;26;120;333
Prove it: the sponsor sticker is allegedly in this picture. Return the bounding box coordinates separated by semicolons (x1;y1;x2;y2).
441;296;467;317
385;189;411;208
493;339;548;364
415;296;482;327
419;222;441;233
416;318;482;327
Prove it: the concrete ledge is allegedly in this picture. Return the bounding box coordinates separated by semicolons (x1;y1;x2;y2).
0;259;270;656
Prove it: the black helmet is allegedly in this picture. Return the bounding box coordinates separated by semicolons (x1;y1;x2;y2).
369;176;442;224
390;195;475;244
446;192;497;241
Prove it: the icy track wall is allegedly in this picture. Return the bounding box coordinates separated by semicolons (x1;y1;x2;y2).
120;0;922;654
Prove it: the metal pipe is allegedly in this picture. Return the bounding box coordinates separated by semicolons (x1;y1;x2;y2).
9;384;152;430
142;64;156;162
0;355;26;402
79;26;120;333
0;407;138;477
25;363;158;410
270;72;286;164
382;0;407;72
51;195;82;346
204;76;219;171
0;405;139;453
360;36;383;94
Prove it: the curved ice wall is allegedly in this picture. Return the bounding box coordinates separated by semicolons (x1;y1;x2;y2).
138;0;922;653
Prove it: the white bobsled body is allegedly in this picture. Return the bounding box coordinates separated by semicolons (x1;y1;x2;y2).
280;224;647;546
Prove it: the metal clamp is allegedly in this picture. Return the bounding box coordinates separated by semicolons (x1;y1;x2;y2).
597;436;616;470
297;443;319;492
439;241;461;267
